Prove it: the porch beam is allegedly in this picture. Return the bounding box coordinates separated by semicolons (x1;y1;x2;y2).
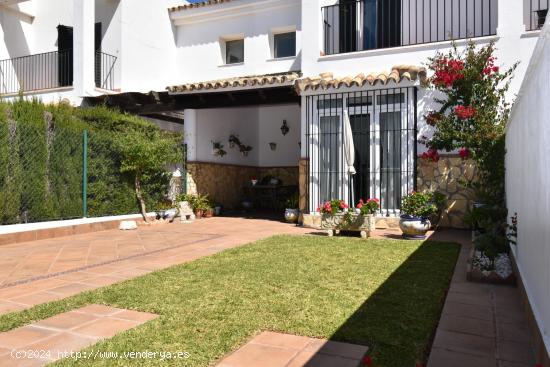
0;4;34;23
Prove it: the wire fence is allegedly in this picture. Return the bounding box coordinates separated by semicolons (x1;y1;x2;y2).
0;119;181;225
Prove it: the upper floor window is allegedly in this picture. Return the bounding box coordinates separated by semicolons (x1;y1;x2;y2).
274;32;296;58
225;39;244;64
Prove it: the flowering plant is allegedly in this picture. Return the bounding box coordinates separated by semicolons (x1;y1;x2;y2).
401;191;442;219
424;41;517;210
318;199;348;215
356;198;380;215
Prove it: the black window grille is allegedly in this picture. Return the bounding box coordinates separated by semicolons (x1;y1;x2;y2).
305;87;418;216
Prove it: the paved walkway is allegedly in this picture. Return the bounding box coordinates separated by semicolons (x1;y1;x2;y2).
0;304;157;366
426;231;536;367
216;331;368;367
0;217;312;315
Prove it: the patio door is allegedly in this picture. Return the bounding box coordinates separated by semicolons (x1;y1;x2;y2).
306;88;416;216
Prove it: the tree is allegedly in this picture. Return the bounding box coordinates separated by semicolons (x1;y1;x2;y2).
117;129;183;222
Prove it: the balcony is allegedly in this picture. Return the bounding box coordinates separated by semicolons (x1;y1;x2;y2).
322;0;498;56
0;50;117;95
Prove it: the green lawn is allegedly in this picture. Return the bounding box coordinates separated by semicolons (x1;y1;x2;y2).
0;235;459;367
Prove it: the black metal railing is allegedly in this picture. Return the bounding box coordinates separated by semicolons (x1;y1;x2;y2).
95;51;117;91
0;50;73;95
322;0;498;55
526;0;549;30
305;87;417;216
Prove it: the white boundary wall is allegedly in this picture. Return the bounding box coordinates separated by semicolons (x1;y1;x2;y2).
505;20;550;356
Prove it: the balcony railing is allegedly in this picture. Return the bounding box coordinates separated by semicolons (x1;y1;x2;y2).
0;50;117;95
322;0;498;55
526;0;549;30
95;51;117;91
0;50;73;95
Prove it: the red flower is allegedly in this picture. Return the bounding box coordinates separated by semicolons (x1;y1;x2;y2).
455;105;476;119
421;148;440;162
357;203;363;209
362;355;373;366
432;57;465;87
458;147;470;159
340;201;348;209
415;363;424;367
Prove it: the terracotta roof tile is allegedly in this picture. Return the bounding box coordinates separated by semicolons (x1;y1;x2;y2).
294;65;427;92
169;0;234;13
166;71;302;93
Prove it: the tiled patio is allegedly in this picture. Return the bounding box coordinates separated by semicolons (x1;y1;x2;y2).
426;231;536;367
0;217;312;315
0;304;157;366
216;331;369;367
0;217;537;367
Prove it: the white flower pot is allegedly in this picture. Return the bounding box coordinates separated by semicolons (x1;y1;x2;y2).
399;215;431;239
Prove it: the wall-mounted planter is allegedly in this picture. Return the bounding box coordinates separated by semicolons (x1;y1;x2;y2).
320;213;372;238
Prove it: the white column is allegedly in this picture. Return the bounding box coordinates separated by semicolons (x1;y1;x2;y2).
497;0;525;37
73;0;95;96
184;109;198;162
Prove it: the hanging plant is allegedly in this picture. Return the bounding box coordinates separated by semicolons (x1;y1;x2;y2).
228;134;253;157
228;134;240;149
239;144;252;157
212;141;227;157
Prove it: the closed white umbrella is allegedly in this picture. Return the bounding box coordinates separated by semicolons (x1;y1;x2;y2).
343;110;356;205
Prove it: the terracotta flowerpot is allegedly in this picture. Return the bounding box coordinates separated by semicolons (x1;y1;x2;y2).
204;209;213;218
194;210;203;219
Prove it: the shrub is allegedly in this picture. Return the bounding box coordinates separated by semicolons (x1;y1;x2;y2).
401;192;441;218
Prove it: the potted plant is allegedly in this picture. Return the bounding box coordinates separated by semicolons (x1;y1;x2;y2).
399;191;441;239
284;192;299;223
356;198;380;232
155;201;173;220
212;141;227;157
318;199;370;238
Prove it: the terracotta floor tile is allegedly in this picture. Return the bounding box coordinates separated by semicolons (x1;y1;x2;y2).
497;340;536;364
0;326;58;349
438;315;495;338
25;332;97;359
442;300;493;321
0;301;25;314
112;310;158;323
432;330;495;358
497;322;532;344
34;311;98;330
0;355;50;367
74;304;124;317
79;275;125;287
310;339;367;360
46;283;97;296
218;342;298;367
250;332;312;350
290;352;359;367
10;292;64;306
427;347;496;367
72;317;138;339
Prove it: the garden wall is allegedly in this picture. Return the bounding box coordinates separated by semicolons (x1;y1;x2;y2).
505;22;550;365
417;155;477;229
186;162;298;210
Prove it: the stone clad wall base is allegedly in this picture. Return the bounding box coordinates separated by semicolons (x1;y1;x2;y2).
417;156;477;229
186;162;298;210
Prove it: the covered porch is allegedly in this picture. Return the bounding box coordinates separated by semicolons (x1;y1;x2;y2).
170;72;302;213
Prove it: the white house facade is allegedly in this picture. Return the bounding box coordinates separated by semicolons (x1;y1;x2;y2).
0;0;546;224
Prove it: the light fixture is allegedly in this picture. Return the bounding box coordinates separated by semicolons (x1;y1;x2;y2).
269;142;277;151
280;120;289;136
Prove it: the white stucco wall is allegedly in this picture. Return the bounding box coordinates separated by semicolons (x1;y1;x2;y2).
190;104;300;168
172;0;301;84
505;21;550;358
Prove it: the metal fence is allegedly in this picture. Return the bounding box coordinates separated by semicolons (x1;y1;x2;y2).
304;87;417;216
0;50;73;95
0;120;182;225
322;0;498;55
0;50;118;95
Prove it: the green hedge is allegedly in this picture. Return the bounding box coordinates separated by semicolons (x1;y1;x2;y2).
0;100;182;225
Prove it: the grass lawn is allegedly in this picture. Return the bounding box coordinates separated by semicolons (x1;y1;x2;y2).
0;235;459;367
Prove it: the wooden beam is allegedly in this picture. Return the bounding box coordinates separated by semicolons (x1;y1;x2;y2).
0;4;34;23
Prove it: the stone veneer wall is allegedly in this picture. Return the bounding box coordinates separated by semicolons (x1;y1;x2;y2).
186;162;298;210
417;155;477;228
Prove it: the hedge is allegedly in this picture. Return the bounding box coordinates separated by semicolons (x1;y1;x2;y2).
0;99;182;225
